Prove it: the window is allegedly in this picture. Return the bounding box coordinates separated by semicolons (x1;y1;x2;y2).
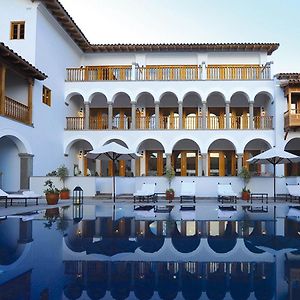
42;86;51;106
10;21;25;39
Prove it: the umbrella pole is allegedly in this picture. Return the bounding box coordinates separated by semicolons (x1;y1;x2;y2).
273;163;276;202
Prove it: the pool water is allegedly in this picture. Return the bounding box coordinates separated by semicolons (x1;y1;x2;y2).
0;203;300;299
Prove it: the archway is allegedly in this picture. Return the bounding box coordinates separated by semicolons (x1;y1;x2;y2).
0;135;29;191
254;92;273;129
137;139;165;176
90;92;108;129
183;92;202;129
113;93;131;129
159;92;179;129
285;138;300;176
136;92;155;129
65;139;93;176
230;92;249;129
102;139;132;177
207;92;226;129
244;139;271;175
208;139;236;176
172;139;200;176
65;93;84;130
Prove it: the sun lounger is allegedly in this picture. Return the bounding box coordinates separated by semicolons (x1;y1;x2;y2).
133;183;156;203
180;205;196;220
286;183;300;203
287;206;300;218
180;181;196;203
217;183;237;204
134;205;156;218
0;189;40;208
217;206;237;218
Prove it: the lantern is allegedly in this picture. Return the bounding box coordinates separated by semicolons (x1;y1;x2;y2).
73;186;83;205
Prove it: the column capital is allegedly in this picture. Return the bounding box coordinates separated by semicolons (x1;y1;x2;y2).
19;153;34;158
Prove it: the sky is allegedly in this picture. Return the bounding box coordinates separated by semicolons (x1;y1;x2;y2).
60;0;300;73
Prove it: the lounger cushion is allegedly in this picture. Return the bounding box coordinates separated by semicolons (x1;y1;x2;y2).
286;185;300;197
217;184;238;197
180;182;196;197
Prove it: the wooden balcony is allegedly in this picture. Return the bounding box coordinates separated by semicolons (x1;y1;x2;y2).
207;64;271;80
66;64;271;81
284;109;300;131
4;96;30;124
66;115;272;130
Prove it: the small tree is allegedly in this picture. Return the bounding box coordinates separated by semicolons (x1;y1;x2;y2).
238;167;251;192
57;165;69;191
165;166;175;192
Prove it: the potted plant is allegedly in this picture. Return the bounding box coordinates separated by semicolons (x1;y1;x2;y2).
57;165;70;199
238;167;251;201
44;179;60;205
165;166;175;201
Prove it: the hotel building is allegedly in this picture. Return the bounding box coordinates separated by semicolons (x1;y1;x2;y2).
0;0;299;196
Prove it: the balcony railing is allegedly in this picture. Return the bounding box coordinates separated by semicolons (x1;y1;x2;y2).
4;96;29;124
137;65;201;81
284;109;300;130
65;115;272;130
206;64;271;80
66;64;270;81
66;66;132;81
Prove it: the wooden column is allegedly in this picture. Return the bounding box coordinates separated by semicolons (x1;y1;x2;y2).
219;152;225;176
119;160;126;176
0;64;6;115
181;151;187;176
157;151;163;176
108;161;113;176
27;79;33;125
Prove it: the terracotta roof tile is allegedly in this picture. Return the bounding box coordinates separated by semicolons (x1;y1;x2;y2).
0;42;47;80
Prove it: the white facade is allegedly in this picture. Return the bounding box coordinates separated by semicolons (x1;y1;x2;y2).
0;0;299;195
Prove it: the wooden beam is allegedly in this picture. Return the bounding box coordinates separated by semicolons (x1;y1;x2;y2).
0;64;6;115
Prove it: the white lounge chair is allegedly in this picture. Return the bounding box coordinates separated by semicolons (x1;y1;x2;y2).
180;205;196;220
217;206;237;218
217;183;237;204
0;189;41;208
134;205;156;219
180;181;196;203
133;183;156;203
286;184;300;203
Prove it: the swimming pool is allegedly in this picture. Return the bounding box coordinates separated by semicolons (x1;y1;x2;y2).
0;203;299;299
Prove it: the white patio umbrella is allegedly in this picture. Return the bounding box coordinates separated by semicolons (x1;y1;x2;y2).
247;147;300;201
85;142;139;202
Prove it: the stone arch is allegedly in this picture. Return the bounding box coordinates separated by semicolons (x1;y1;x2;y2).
137;139;165;176
208;139;237;176
0;134;32;191
285;138;300;176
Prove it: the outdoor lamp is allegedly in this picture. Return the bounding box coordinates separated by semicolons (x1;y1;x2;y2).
73;186;83;205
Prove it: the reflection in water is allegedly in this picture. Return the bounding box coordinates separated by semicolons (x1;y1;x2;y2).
0;205;300;299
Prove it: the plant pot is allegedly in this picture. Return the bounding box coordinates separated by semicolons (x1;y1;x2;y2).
60;190;70;200
166;191;175;202
45;193;59;205
45;207;59;218
241;191;250;201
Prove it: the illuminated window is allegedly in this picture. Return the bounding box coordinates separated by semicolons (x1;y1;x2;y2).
42;86;51;106
10;21;25;39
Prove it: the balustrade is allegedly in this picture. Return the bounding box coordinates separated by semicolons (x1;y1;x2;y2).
4;96;29;124
65;115;272;130
284;109;300;130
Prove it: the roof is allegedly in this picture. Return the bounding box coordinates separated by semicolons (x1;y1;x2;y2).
90;43;279;55
275;73;300;88
38;1;279;55
0;43;47;80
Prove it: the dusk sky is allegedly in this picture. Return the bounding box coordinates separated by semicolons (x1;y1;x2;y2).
60;0;300;73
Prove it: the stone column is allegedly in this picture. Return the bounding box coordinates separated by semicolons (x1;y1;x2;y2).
108;102;113;130
237;153;243;174
201;61;207;80
131;63;137;80
155;102;160;129
201;153;208;176
131;102;136;129
19;153;34;190
202;102;207;129
225;102;230;129
249;102;254;129
84;102;90;130
178;101;183;129
131;159;135;176
166;153;172;170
